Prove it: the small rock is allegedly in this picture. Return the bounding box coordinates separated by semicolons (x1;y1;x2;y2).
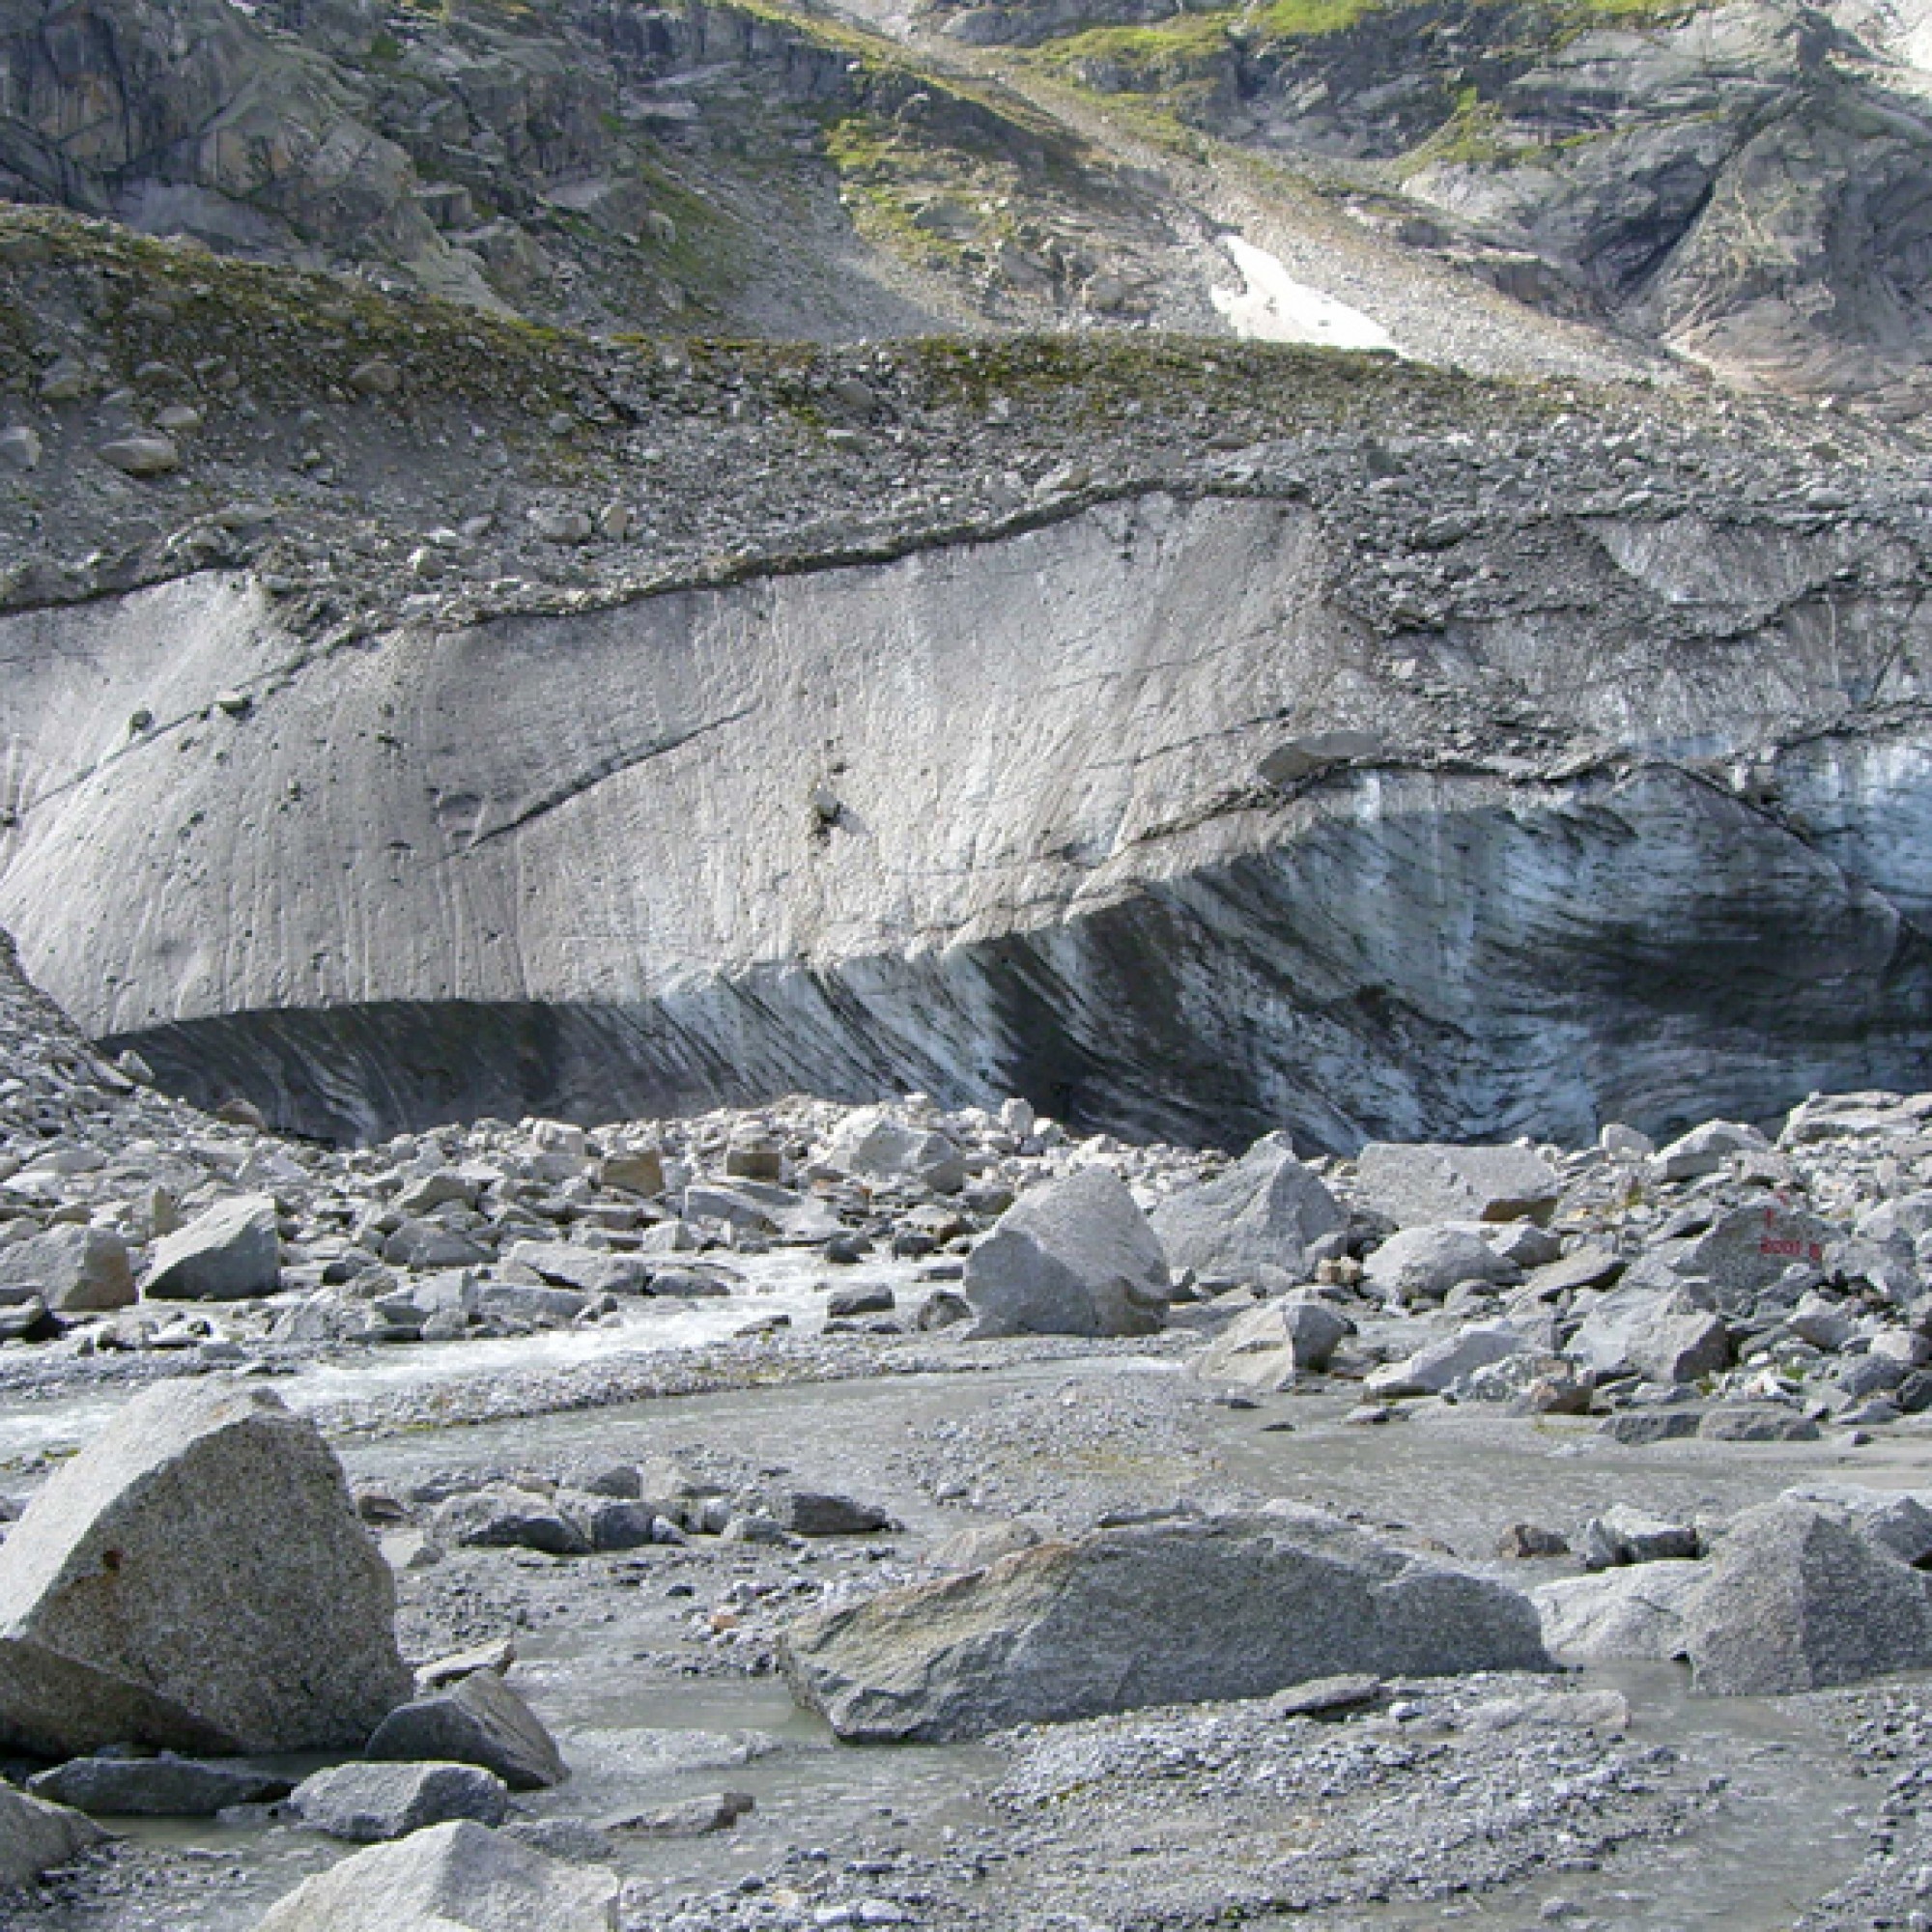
1698;1404;1821;1442
529;507;594;544
27;1753;290;1817
773;1492;892;1537
347;359;403;398
417;1638;517;1692
826;1284;895;1320
365;1668;568;1791
97;435;180;477
1264;1672;1382;1718
1577;1506;1700;1569
1599;1407;1706;1445
1496;1523;1571;1559
597;1148;665;1196
38;359;91;402
434;1487;590;1557
607;1789;753;1837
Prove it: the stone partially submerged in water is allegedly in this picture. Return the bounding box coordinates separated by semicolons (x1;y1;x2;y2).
1687;1497;1932;1695
0;1783;105;1892
779;1507;1550;1742
253;1820;618;1931
0;1380;410;1757
1534;1492;1932;1693
366;1668;569;1791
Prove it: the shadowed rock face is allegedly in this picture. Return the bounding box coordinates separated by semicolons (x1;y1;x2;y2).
4;486;1932;1147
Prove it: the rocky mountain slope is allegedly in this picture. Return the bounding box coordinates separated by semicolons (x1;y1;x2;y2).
4;0;1929;406
0;0;1233;340
892;0;1932;403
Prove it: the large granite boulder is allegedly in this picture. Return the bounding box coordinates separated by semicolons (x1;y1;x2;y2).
1687;1497;1932;1694
1353;1143;1561;1227
1568;1286;1730;1384
1149;1134;1344;1286
0;1224;134;1312
1673;1203;1839;1310
780;1507;1550;1742
0;1380;410;1756
1195;1294;1353;1390
963;1168;1169;1339
1362;1224;1520;1302
253;1821;619;1931
0;1783;105;1892
141;1195;281;1301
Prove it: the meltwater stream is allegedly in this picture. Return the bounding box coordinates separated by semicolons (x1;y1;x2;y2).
0;1248;858;1465
0;1344;1912;1928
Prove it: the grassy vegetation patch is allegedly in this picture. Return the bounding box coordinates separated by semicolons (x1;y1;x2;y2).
0;207;588;413
1021;0;1713;145
821;114;1005;270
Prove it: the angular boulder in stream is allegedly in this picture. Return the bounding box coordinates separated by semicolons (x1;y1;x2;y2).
779;1508;1550;1741
1149;1131;1345;1285
0;1782;104;1892
963;1167;1170;1338
253;1821;618;1932
1687;1497;1932;1694
0;1380;411;1756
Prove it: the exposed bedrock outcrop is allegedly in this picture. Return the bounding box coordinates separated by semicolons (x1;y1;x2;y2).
4;486;1932;1146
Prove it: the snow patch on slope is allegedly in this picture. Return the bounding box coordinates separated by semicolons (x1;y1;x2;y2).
1211;238;1403;355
